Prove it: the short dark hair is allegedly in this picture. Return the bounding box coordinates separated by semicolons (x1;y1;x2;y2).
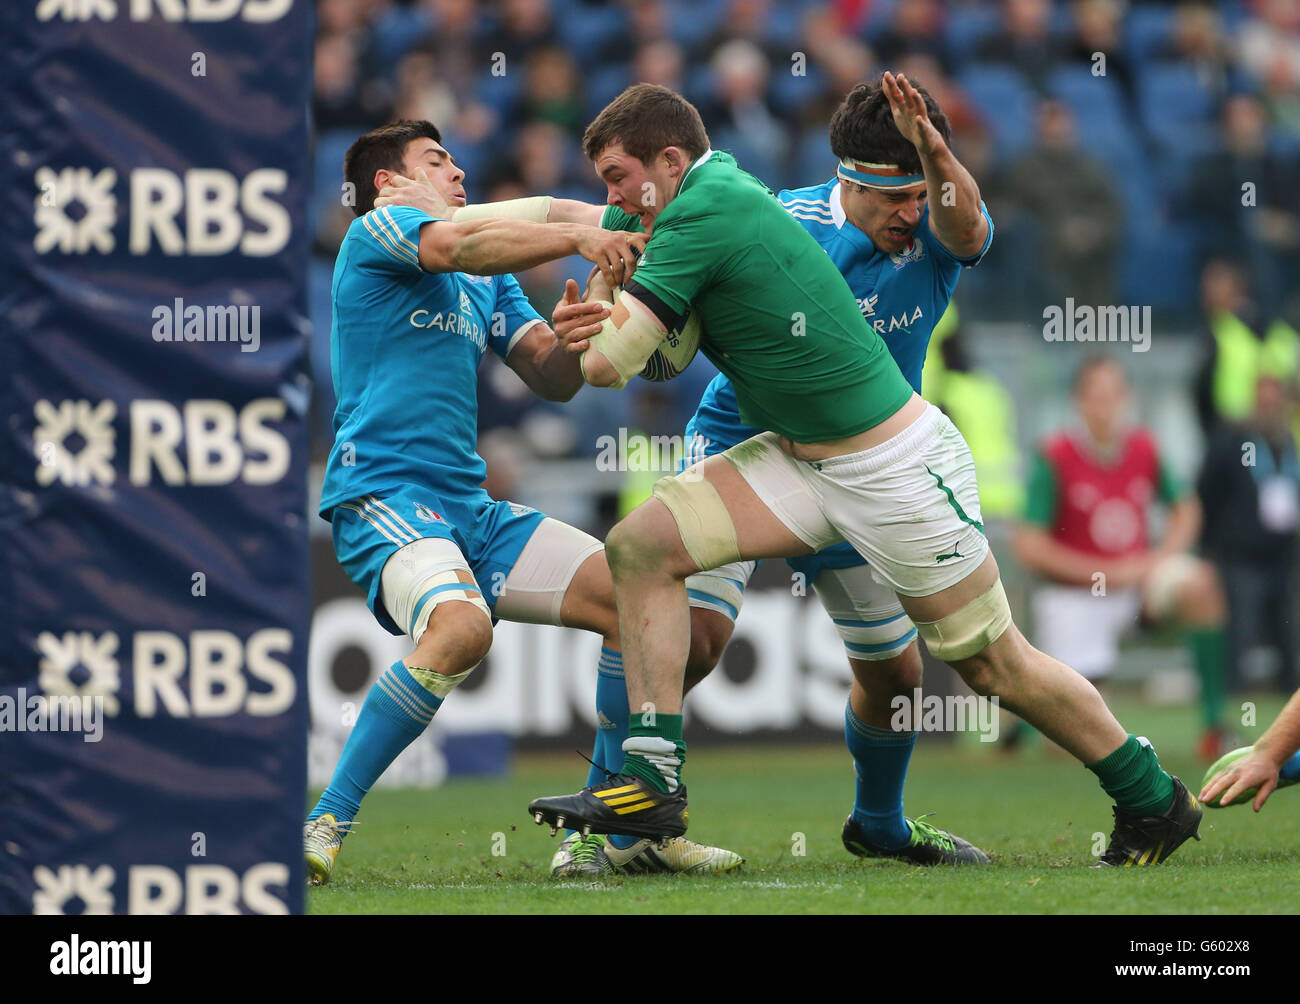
1072;353;1127;394
829;75;951;176
343;119;442;217
582;84;710;165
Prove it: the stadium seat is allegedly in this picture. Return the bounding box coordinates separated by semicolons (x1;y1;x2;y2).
474;67;523;118
1047;65;1135;151
769;63;825;120
368;4;433;68
958;65;1037;162
943;5;1001;67
863;0;900;40
1123;5;1174;64
1045;66;1148;215
796;129;835;188
1118;220;1199;317
584;65;631;121
763;2;804;44
1137;62;1216;154
558;2;627;56
666;0;726;48
684;64;717;107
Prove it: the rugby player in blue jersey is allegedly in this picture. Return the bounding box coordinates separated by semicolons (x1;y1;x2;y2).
670;73;995;865
304;120;742;883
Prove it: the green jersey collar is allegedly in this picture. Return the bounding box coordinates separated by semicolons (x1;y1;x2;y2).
676;148;722;198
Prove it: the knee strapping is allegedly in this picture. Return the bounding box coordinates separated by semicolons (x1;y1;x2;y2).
915;578;1012;661
381;537;491;647
652;470;742;572
408;664;478;700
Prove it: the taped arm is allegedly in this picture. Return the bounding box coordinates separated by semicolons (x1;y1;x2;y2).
579;291;668;389
450;196;606;227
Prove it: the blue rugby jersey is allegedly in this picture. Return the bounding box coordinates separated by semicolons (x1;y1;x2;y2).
319;205;544;517
685;179;993;460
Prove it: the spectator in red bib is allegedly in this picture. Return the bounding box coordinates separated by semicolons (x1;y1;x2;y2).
1013;355;1231;759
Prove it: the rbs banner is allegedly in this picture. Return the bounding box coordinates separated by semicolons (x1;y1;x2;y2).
0;1;311;913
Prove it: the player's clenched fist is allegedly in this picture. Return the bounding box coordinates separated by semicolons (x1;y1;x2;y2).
552;278;609;354
574;228;646;290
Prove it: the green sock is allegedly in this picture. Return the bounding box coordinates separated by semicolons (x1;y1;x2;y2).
1088;735;1175;815
621;713;686;794
1186;627;1226;729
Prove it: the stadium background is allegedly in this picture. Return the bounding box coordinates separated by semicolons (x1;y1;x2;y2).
307;0;1300;786
8;0;1300;917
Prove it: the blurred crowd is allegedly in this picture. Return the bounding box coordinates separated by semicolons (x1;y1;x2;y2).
309;0;1300;455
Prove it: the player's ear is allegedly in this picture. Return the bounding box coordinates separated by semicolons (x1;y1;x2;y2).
662;146;687;177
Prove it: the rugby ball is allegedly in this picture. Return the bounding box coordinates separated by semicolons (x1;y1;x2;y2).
641;308;701;382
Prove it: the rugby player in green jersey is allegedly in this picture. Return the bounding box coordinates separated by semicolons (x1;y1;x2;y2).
415;81;1203;867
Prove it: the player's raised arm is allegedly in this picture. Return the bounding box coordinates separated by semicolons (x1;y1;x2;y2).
882;71;988;259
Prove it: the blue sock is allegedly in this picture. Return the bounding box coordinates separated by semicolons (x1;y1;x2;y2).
1282;751;1300;782
592;647;639;850
309;660;441;822
845;701;916;850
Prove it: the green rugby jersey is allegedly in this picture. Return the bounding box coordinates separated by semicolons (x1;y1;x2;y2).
602;150;913;441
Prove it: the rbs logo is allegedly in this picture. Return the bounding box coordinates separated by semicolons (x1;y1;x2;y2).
34;397;291;487
35;166;291;257
33;862;290;915
35;0;294;24
37;628;296;718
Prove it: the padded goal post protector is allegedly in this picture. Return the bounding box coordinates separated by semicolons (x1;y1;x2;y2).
0;3;312;914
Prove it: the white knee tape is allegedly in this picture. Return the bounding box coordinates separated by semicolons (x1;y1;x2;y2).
915;578;1012;662
381;537;491;646
494;517;603;626
833;618;916;661
652;471;742;572
813;566;916;661
684;561;755;622
407;665;477;700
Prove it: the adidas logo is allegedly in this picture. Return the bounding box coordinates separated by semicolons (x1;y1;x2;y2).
459;290;472;314
597;711;616;730
595;783;659;815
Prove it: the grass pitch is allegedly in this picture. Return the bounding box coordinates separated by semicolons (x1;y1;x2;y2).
308;696;1300;914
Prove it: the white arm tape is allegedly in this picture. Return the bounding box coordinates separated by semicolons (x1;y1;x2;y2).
580;297;665;389
452;196;553;224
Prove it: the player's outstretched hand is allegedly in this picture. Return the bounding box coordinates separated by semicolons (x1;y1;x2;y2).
374;169;451;218
575;228;646;290
1200;750;1281;812
553;278;610;354
883;71;945;157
